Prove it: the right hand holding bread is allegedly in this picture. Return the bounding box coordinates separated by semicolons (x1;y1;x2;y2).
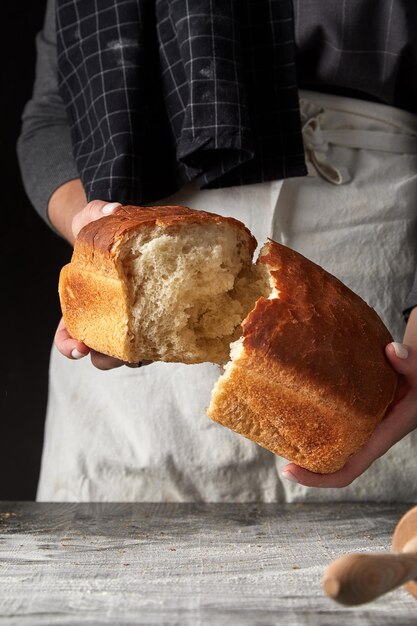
281;340;417;487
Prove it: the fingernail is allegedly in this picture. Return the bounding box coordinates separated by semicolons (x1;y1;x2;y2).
101;202;121;215
391;342;408;359
71;349;86;360
281;470;299;484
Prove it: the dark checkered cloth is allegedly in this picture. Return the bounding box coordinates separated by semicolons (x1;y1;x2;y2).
56;0;307;205
295;0;417;115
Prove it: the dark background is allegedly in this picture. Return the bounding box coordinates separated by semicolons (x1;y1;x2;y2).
2;0;71;499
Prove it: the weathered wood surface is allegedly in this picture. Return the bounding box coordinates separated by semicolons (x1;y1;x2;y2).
0;502;416;625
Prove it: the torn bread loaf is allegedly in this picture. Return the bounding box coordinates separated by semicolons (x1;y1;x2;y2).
59;205;268;364
207;241;397;473
59;204;397;473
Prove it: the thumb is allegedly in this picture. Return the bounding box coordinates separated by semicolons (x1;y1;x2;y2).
385;342;417;384
72;200;121;240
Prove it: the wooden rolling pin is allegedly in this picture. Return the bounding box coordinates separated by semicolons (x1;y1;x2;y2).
323;505;417;606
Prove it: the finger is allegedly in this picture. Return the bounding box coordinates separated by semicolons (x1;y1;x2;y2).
90;350;125;371
281;463;351;489
72;200;122;239
386;342;417;385
281;394;417;488
54;318;90;360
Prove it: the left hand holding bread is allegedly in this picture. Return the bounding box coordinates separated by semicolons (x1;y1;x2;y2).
54;199;152;370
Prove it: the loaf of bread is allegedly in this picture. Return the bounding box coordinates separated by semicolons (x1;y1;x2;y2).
59;204;397;473
59;205;266;364
207;241;397;473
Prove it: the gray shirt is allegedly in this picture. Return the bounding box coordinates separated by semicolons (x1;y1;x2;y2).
17;0;78;228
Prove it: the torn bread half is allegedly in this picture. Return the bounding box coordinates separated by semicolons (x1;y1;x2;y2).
59;205;268;364
207;241;397;473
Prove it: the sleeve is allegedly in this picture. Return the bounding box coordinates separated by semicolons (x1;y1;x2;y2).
17;0;80;228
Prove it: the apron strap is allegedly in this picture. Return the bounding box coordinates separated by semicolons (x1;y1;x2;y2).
302;111;417;185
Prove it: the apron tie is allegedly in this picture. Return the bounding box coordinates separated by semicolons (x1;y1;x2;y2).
302;113;351;185
301;102;417;186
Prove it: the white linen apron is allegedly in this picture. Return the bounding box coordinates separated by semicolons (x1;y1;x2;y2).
37;91;417;502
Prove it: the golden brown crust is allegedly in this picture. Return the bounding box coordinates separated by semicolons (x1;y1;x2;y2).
208;241;398;474
71;205;257;276
59;264;133;361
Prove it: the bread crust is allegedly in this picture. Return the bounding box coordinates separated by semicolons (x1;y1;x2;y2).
59;205;257;362
72;205;256;274
207;241;398;474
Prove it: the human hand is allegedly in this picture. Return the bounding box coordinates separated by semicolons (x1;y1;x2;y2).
70;199;122;243
54;199;152;370
281;341;417;488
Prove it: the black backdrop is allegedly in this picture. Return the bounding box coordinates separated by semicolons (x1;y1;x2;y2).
2;0;72;499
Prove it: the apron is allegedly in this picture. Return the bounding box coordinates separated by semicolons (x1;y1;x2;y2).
37;91;417;502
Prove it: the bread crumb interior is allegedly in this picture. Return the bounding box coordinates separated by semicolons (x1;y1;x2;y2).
120;222;270;363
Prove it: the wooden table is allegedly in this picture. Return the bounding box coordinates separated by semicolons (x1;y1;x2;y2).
0;502;415;625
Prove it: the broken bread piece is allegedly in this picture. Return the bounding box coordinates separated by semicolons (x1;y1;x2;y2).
59;205;269;364
207;241;398;474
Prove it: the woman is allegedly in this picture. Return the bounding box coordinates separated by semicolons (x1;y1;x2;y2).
19;0;417;502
